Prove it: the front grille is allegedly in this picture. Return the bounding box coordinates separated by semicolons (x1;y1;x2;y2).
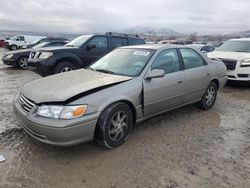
220;59;237;70
18;94;36;113
29;51;40;59
29;51;36;59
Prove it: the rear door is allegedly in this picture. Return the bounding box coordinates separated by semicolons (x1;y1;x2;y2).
110;37;128;49
179;48;210;103
143;48;185;116
82;36;109;65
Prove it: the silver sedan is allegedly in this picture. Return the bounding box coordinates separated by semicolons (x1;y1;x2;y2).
13;45;227;148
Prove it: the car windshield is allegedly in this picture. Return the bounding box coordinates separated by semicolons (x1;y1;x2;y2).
216;41;250;52
31;38;42;44
90;48;154;77
32;42;49;49
65;35;92;47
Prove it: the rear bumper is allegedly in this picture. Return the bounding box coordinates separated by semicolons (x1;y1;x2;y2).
219;76;228;88
13;96;99;146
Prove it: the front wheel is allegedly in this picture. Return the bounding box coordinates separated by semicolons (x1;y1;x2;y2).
95;102;133;149
198;82;218;110
10;45;18;51
17;56;29;69
54;62;77;74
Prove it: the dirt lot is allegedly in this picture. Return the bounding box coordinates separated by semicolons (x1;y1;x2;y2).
0;49;249;188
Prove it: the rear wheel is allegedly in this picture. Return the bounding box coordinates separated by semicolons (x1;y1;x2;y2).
54;62;77;74
95;102;133;149
17;56;29;70
198;82;217;110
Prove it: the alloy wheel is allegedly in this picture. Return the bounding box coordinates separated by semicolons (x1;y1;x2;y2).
205;86;215;106
61;67;73;72
108;111;128;142
19;58;28;69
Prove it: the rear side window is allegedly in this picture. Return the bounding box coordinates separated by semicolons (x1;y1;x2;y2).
128;38;145;45
152;49;180;74
110;37;128;49
180;48;205;69
87;36;108;50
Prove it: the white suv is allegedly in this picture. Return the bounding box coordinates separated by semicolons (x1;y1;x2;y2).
207;38;250;82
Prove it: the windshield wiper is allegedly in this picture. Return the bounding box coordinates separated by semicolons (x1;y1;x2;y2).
235;51;249;53
95;69;115;74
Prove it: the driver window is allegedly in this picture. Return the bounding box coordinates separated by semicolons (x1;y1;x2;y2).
152;49;180;74
87;37;108;50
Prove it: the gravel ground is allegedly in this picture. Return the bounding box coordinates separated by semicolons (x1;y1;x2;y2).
0;51;249;188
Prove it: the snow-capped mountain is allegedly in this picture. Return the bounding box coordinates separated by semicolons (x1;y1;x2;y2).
122;26;183;36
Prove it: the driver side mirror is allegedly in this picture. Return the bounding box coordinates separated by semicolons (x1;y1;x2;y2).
86;44;96;51
145;69;165;79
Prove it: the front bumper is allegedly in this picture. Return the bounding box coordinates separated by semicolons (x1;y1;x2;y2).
226;69;250;81
28;59;53;76
13;95;99;146
1;57;16;66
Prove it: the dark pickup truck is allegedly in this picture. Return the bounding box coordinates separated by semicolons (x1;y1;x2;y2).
28;32;145;76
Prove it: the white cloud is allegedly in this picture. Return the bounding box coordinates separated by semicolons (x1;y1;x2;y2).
0;0;250;34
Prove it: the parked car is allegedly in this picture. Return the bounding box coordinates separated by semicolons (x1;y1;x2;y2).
4;35;47;51
207;41;223;48
171;40;193;45
13;45;227;148
2;41;67;69
186;44;215;53
0;39;5;48
207;38;250;82
21;37;68;49
27;32;145;76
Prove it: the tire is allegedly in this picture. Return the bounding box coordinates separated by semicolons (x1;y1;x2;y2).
198;82;218;110
17;56;29;70
10;45;18;51
95;102;133;149
54;61;77;74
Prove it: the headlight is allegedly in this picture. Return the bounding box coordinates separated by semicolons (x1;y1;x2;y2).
6;54;13;59
37;105;87;119
38;52;53;59
241;59;250;67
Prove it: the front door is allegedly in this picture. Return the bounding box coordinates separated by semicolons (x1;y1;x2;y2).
82;36;109;66
143;48;186;117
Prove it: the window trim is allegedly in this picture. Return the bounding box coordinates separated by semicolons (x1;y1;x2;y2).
151;48;182;75
178;48;207;70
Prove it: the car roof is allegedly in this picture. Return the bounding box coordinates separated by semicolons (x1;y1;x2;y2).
229;38;250;42
119;44;184;50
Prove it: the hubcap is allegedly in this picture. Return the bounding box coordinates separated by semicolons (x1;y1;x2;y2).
19;58;28;69
205;86;215;106
61;67;73;72
108;111;128;142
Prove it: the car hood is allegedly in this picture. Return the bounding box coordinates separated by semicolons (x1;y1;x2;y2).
207;51;250;60
4;49;31;55
21;69;132;104
38;46;78;52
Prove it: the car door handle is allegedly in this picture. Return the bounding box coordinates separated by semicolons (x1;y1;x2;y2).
177;80;183;84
